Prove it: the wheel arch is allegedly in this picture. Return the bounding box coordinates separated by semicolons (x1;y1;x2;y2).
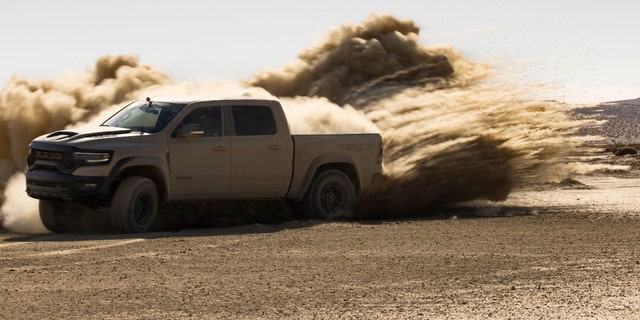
314;163;360;192
109;157;169;204
301;166;357;220
293;162;359;203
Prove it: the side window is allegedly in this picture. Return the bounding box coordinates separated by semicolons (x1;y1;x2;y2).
173;107;223;138
231;106;276;136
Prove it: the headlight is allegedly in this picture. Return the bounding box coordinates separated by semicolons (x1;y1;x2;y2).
74;151;112;164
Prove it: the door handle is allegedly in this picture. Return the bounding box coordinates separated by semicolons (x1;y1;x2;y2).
213;146;227;151
268;145;283;150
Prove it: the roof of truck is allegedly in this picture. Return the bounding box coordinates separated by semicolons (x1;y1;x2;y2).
147;95;277;104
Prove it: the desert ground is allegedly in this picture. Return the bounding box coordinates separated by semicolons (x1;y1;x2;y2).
2;100;640;319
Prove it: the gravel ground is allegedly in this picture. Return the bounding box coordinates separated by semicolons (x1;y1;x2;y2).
2;164;640;319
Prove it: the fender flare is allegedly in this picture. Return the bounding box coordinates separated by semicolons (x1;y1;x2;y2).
288;153;361;202
108;156;171;202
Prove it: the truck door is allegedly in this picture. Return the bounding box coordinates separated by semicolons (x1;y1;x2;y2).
228;105;291;196
168;106;231;196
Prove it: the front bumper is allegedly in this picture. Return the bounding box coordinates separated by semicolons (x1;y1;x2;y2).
25;169;113;204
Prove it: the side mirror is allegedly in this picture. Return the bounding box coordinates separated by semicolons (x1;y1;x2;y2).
174;124;204;138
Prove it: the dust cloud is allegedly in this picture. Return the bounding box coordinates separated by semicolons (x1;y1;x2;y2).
1;14;591;232
248;13;588;217
0;174;46;233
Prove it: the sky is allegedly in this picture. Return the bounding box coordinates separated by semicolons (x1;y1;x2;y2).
1;0;638;104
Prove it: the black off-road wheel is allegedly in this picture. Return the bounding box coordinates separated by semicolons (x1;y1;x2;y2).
110;177;158;233
39;200;68;233
303;170;355;220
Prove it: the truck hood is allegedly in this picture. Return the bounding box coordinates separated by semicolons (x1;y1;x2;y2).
36;126;141;143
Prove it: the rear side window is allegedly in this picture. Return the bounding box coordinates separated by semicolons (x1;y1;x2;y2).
231;106;276;136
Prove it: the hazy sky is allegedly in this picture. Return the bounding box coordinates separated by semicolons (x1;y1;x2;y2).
1;0;638;103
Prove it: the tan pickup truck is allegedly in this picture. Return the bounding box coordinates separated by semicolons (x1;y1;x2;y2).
26;97;383;233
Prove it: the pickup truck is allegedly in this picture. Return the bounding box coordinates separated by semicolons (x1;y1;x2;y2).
25;97;383;233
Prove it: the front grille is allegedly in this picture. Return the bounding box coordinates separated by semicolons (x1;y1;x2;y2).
28;149;76;173
33;150;64;161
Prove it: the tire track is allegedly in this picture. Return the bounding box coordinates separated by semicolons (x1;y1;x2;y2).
30;238;146;257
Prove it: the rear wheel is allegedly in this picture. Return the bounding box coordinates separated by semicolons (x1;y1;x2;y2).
111;177;158;233
303;170;355;220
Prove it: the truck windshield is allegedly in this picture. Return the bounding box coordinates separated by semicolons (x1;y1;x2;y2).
102;101;187;133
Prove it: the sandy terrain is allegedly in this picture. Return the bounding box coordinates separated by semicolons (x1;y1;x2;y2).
2;99;640;319
1;149;640;319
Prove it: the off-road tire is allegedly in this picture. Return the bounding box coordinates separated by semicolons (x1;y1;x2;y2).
39;200;67;233
303;170;355;220
111;177;158;233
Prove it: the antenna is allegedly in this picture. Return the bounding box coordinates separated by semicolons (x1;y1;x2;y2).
146;97;152;107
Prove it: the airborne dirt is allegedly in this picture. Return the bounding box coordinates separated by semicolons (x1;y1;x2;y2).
2;13;640;318
1;150;640;319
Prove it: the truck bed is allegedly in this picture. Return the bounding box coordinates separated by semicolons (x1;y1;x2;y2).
287;134;382;201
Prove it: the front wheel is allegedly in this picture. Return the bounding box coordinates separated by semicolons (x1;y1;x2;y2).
303;170;355;220
110;177;158;233
39;200;68;233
